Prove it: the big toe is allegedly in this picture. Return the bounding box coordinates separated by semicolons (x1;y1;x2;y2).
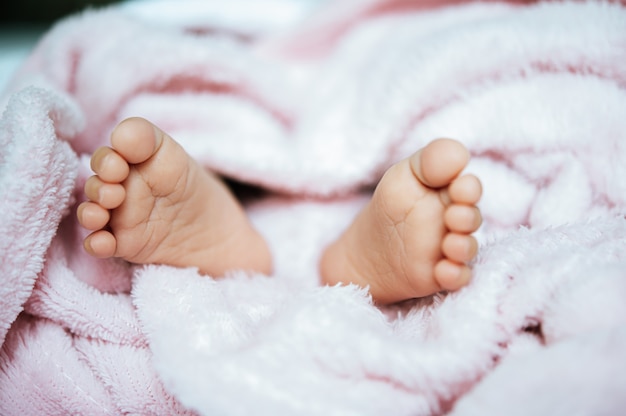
410;139;470;188
110;117;164;164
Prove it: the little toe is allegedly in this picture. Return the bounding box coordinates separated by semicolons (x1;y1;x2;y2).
444;205;482;233
77;201;110;231
84;230;117;258
442;233;478;263
434;259;472;291
91;147;130;183
110;117;163;164
449;174;482;205
409;138;469;188
84;176;126;209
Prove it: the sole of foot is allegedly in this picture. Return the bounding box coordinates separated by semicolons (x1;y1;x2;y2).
320;138;482;305
77;117;272;276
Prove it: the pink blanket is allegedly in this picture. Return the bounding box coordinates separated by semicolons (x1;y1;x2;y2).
2;0;626;414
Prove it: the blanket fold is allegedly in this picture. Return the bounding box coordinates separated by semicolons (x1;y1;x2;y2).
0;87;80;346
1;0;626;414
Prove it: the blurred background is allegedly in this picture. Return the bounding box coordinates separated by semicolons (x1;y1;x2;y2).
0;0;125;92
0;0;320;92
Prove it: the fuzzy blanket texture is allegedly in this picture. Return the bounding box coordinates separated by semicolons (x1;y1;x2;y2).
1;0;626;414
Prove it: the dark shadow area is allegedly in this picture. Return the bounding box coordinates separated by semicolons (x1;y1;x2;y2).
1;0;122;23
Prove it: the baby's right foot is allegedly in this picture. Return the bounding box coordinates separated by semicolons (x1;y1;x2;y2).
320;139;482;304
76;117;272;276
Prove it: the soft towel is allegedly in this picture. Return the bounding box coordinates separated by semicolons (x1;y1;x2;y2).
1;0;626;414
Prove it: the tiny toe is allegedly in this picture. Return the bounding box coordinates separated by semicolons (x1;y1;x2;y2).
409;138;469;188
77;201;110;231
84;230;117;258
84;176;126;209
444;205;482;233
449;174;482;205
434;260;472;291
442;233;478;263
90;147;130;183
110;117;163;164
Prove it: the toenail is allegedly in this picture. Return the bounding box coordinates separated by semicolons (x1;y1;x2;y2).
452;267;470;288
439;189;452;206
90;150;103;172
152;125;163;149
84;237;95;254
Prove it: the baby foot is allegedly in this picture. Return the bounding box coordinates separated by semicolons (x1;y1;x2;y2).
77;117;272;276
320;139;482;304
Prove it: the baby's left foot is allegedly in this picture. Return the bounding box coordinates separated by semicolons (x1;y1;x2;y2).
320;139;482;304
76;117;272;276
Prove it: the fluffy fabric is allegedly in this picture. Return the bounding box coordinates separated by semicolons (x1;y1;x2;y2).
1;0;626;414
